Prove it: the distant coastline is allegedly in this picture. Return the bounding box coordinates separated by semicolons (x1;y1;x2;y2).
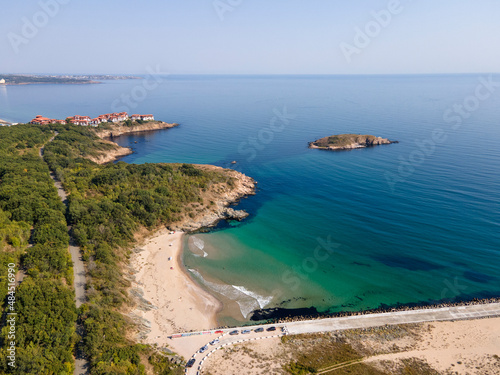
0;74;140;86
4;81;101;86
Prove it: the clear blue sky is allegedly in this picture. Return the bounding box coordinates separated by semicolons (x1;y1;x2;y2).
1;0;499;74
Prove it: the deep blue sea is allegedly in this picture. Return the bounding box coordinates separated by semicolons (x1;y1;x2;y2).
2;75;499;325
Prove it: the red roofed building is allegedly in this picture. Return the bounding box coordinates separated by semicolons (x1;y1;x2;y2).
117;112;129;121
30;115;51;125
70;115;92;126
29;111;155;127
90;118;101;126
30;115;66;125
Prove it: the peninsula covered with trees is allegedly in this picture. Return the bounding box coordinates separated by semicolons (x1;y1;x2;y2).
0;123;255;374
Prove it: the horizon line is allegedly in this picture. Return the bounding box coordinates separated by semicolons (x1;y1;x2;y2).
2;72;500;77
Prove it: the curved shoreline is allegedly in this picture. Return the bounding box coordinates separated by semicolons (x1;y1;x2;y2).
127;165;256;345
176;233;224;321
112;126;498;337
103;123;256;340
88;121;180;164
129;230;221;343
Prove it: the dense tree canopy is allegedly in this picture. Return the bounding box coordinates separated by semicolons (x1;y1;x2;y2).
0;125;75;374
0;124;234;374
42;125;233;374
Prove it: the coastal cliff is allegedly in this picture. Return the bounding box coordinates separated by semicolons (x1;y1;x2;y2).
309;134;397;150
169;165;256;232
85;139;133;164
87;121;179;164
93;121;179;139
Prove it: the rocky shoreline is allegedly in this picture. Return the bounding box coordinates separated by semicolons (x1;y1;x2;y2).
309;133;398;151
88;121;179;165
85;139;133;164
94;121;179;139
90;125;257;229
169;165;256;232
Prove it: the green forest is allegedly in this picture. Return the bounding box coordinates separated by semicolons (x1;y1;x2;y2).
0;125;75;374
0;124;237;374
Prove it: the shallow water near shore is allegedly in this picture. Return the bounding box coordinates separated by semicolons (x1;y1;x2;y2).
3;75;500;325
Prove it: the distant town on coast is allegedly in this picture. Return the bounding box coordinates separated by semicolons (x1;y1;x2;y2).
29;112;155;126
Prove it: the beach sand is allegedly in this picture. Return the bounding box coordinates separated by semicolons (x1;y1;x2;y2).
130;229;500;371
202;317;500;374
130;229;221;351
365;317;500;374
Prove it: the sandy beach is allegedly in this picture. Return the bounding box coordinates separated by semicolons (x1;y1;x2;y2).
365;317;500;374
130;229;221;348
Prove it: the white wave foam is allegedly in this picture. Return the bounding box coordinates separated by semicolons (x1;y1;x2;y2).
233;285;273;309
188;269;273;318
235;300;260;319
188;236;208;257
193;236;205;250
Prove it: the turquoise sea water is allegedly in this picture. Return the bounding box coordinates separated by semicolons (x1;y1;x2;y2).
2;75;499;324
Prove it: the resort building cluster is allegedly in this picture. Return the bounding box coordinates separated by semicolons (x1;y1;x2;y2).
29;112;154;126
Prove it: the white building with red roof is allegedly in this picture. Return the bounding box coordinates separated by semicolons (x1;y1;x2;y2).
30;115;65;125
29;111;155;126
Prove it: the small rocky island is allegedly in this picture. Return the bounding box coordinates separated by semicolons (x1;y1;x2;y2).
309;134;397;151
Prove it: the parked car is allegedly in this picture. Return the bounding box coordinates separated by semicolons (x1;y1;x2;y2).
242;329;251;334
199;345;208;353
209;339;219;345
186;358;196;367
229;330;239;335
254;327;264;333
266;326;276;331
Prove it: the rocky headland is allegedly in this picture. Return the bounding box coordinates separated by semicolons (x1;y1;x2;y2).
88;123;256;232
93;121;179;139
87;121;179;164
169;165;256;232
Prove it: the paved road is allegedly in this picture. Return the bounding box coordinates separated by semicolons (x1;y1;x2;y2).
284;302;500;335
48;173;86;308
179;302;500;375
40;135;86;308
40;135;89;375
